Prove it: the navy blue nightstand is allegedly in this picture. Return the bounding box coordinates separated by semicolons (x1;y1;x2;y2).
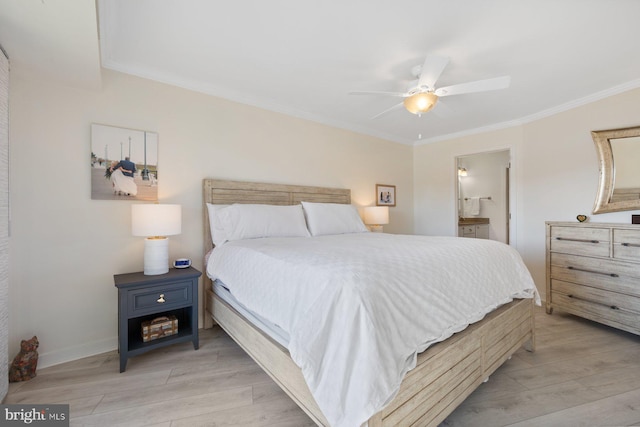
114;267;201;372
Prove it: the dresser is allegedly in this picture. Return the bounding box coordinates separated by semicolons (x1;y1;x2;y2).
546;221;640;335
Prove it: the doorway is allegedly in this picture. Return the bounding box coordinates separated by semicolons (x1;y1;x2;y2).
456;150;511;244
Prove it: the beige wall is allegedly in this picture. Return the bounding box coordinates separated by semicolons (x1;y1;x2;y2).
414;126;523;238
414;87;640;300
8;69;414;367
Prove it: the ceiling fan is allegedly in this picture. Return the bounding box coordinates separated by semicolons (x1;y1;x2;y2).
350;55;511;119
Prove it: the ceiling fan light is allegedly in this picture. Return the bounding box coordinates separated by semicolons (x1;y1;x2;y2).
403;92;438;114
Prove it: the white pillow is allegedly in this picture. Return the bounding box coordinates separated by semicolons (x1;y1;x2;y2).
206;203;230;247
301;201;369;236
218;204;311;241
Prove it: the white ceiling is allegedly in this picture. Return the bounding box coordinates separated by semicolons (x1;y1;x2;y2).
2;1;640;144
0;0;101;90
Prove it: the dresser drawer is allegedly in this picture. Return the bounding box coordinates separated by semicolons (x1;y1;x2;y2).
613;229;640;262
549;226;609;257
128;281;192;316
551;225;610;241
551;279;640;330
550;253;640;297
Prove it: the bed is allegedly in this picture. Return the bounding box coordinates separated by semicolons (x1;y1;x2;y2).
202;178;537;427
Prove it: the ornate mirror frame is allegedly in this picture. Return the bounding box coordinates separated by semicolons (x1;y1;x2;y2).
592;125;640;214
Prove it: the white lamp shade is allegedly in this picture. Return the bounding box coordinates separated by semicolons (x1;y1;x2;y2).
132;204;182;237
364;206;389;225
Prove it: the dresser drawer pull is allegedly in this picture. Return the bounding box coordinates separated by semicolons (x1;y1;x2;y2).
566;266;619;277
621;242;640;247
567;294;621;311
556;237;600;244
157;294;166;303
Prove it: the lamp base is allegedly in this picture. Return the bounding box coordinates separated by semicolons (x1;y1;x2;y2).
369;225;384;233
144;237;169;275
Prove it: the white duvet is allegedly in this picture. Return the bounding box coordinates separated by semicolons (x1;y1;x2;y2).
207;233;539;427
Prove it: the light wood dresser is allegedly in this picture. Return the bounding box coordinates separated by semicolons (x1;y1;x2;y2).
546;221;640;335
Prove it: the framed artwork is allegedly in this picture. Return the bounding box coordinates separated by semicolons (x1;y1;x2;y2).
376;184;396;206
90;124;158;201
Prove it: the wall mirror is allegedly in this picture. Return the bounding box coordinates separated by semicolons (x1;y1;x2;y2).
592;125;640;214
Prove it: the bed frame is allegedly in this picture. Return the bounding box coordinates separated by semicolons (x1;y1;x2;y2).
202;178;535;427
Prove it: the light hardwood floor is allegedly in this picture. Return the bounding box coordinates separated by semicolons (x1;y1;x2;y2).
4;306;640;426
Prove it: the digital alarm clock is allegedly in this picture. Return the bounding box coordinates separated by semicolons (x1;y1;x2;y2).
173;258;192;269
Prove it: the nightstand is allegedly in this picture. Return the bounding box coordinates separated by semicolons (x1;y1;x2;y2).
114;266;202;372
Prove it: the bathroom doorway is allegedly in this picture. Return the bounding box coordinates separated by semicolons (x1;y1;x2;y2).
456;150;511;244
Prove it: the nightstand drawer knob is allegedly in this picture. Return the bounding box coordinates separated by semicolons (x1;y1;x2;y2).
157;294;166;303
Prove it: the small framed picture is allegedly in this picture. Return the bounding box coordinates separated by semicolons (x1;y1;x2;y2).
376;184;396;207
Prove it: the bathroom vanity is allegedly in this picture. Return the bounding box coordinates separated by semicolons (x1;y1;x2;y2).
458;218;490;239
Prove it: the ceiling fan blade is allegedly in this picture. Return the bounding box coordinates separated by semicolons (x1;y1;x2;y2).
370;102;404;120
435;76;511;97
349;90;407;97
417;55;450;89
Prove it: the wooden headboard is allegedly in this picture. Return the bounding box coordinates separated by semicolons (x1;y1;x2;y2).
202;178;351;254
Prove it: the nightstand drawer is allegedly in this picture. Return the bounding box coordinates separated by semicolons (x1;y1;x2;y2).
128;281;192;315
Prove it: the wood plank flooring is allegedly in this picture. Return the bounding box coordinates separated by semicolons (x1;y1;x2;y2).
4;306;640;426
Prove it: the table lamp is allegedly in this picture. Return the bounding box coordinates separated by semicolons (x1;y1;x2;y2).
132;204;182;275
364;206;389;233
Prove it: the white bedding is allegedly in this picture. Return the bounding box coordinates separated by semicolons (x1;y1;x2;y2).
212;280;290;347
207;233;539;427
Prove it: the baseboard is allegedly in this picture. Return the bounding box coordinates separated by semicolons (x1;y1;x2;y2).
37;336;118;369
